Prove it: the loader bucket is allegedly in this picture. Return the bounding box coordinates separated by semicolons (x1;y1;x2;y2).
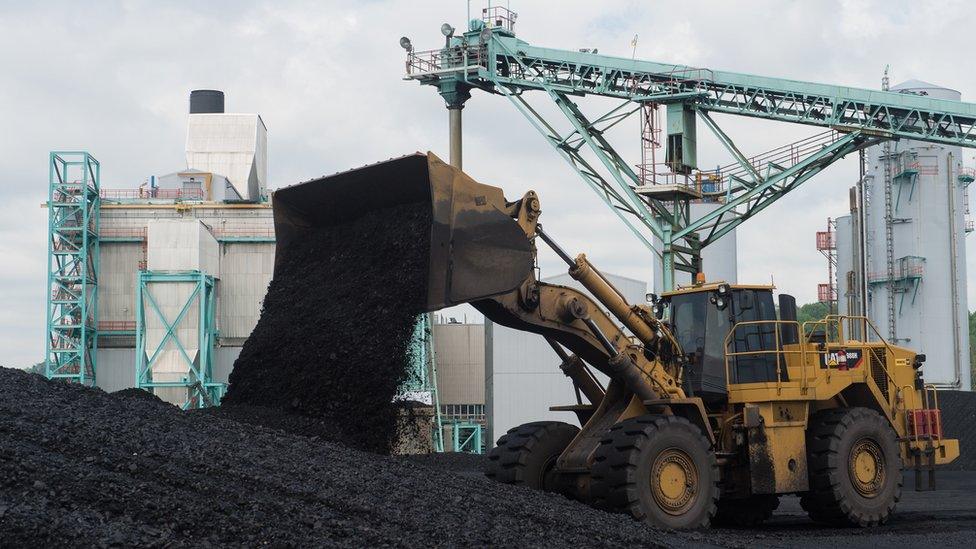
272;152;534;311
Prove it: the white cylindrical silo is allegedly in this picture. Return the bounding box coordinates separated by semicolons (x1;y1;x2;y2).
652;202;738;293
861;80;970;389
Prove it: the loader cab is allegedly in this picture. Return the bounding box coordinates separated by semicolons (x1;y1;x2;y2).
659;283;791;408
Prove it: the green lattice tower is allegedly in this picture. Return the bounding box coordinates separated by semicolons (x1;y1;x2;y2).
45;152;100;386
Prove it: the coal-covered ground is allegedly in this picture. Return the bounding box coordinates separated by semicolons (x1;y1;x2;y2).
222;202;430;454
3;368;976;547
0;367;700;548
938;389;976;470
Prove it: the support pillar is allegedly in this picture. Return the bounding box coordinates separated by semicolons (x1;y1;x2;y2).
438;79;471;170
449;106;463;169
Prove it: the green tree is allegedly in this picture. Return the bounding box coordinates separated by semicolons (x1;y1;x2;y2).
796;301;830;325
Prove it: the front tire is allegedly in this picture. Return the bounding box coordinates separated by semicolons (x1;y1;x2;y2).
486;421;579;490
800;407;902;527
590;415;719;529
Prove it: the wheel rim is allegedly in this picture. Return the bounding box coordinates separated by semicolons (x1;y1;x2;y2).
650;447;698;516
849;438;885;498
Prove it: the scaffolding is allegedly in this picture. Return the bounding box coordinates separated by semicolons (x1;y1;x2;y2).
401;314;445;452
816;219;837;312
134;271;223;409
45;152;100;385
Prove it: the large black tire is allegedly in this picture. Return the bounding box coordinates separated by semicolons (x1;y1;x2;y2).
713;494;779;527
590;415;719;529
486;421;580;490
800;407;903;527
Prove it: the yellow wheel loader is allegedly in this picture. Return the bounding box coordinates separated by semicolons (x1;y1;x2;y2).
274;152;958;529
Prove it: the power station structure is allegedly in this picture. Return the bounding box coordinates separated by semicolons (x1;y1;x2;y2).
832;78;972;390
45;90;275;407
44;91;449;438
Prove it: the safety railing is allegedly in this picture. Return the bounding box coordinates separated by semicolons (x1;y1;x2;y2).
98;320;136;332
211;225;275;239
406;45;488;76
483;5;517;32
99;227;147;240
723;320;809;394
716;130;840;189
100;188;207;201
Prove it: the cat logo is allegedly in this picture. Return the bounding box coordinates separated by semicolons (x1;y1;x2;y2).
820;349;863;370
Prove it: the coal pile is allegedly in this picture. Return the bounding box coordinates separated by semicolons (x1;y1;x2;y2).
223;202;430;454
937;390;976;470
0;367;699;547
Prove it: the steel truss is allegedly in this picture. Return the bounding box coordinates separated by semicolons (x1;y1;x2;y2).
135;271;223;409
405;16;976;288
46;152;100;385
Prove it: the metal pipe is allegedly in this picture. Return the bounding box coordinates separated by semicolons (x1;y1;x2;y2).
582;317;617;355
582;318;658;401
449;106;463;169
571;254;658;345
536;225;575;267
538;225;658;346
947;153;962;387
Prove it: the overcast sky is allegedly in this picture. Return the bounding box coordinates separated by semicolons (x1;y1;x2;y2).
3;0;976;367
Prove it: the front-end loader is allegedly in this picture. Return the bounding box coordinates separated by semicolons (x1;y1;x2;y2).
274;152;959;529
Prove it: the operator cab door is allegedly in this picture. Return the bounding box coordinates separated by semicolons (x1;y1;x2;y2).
728;289;784;384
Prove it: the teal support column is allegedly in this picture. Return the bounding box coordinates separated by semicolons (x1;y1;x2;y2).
45;152;100;386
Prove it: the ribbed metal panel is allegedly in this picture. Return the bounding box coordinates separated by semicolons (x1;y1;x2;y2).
217;243;274;341
433;323;485;405
97;242;142;324
94;349;137;392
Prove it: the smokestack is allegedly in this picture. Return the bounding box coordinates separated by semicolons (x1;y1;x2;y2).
189;90;225;114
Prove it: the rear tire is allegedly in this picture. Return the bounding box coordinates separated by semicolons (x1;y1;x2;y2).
713;494;779;527
590;415;719;529
486;421;579;490
800;407;902;527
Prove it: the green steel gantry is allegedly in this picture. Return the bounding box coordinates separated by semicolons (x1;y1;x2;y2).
404;7;976;289
135;271;224;409
45;152;100;385
402;313;446;452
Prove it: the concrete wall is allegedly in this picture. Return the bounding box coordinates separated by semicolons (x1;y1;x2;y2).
485;272;646;446
433;323;485;405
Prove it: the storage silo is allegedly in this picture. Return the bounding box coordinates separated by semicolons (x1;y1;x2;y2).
834;215;855;316
652;201;737;293
857;80;971;389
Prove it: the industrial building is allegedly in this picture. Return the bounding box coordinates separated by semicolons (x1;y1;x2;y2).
45;90;275;406
829;79;972;390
